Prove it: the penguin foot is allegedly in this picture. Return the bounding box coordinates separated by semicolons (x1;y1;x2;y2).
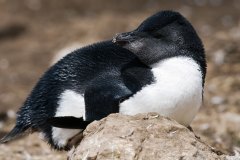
187;126;200;139
187;126;194;132
65;132;84;150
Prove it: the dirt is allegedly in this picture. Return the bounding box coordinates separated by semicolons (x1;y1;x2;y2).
0;0;239;159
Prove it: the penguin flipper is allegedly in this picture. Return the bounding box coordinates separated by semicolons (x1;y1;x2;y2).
0;124;30;143
84;78;133;121
47;116;91;129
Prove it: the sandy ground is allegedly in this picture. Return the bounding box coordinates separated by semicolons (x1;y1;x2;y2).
0;0;240;159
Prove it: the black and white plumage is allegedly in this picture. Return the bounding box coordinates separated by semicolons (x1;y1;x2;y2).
0;10;206;150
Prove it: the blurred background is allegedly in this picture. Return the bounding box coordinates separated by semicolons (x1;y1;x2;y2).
0;0;239;159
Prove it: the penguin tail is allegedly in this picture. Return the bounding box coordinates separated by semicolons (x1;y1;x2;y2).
47;116;91;129
0;124;30;143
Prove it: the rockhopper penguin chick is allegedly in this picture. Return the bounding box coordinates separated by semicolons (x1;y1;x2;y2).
0;11;206;150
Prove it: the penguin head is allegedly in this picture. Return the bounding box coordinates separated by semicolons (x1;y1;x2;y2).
113;10;204;66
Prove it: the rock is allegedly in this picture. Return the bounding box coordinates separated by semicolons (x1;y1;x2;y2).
211;96;225;105
227;150;240;160
68;113;225;160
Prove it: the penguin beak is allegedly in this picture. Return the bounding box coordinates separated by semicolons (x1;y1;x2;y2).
113;31;137;46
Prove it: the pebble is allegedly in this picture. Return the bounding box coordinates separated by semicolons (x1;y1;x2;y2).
212;49;225;65
211;96;225;105
7;109;16;119
0;58;9;70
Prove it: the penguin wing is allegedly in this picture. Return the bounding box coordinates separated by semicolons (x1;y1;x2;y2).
47;116;91;129
121;58;154;92
84;75;133;121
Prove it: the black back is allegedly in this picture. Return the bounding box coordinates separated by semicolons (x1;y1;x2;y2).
8;40;153;149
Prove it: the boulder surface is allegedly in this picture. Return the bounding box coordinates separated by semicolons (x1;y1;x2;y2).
68;113;225;160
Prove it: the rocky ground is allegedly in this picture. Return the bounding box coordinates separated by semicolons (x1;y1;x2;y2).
0;0;239;159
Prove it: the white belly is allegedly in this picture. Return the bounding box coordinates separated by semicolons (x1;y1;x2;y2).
119;57;203;126
52;90;85;148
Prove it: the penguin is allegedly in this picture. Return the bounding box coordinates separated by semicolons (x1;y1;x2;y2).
0;10;206;150
0;41;153;150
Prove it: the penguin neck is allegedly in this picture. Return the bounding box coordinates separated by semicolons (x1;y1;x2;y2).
138;49;204;74
130;43;181;67
150;55;201;73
